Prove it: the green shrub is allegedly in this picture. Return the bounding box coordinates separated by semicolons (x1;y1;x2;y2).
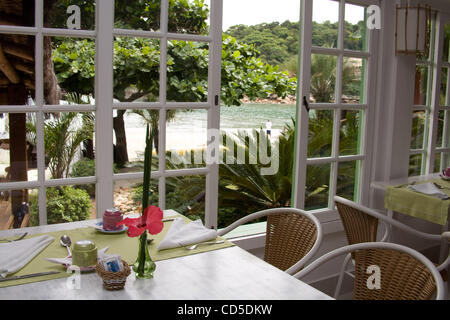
30;186;92;226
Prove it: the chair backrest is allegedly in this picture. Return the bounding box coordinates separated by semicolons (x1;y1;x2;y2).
335;197;379;245
353;247;436;300
264;212;317;272
294;242;446;300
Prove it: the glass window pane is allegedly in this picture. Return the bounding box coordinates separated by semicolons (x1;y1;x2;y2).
44;0;95;30
43;185;94;225
435;153;450;173
0;2;34;27
0;113;38;182
410;110;426;150
310;54;337;103
337;160;359;201
305;163;330;210
166;109;207;170
113;37;160;103
44;112;95;180
169;0;211;36
340;110;362;156
344;3;367;51
167;40;208;103
0;34;35;100
342;57;366;104
166;175;205;223
114;178;159;216
443;24;450;63
308;110;333;158
312;0;339;48
414;65;429;106
0;188;37;230
440;67;449;106
114;110;160;171
437;110;446;148
114;0;160;31
49;36;95;105
409;154;422;176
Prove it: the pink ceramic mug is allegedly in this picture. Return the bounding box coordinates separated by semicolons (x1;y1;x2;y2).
442;167;450;178
103;208;123;231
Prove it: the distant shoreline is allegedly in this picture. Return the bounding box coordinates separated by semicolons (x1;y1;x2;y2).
240;94;296;105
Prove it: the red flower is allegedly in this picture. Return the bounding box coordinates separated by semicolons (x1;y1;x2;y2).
117;205;164;237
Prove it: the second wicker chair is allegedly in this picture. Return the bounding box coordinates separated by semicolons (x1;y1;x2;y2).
217;207;323;275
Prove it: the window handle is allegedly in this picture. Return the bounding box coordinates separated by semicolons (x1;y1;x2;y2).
303;96;310;112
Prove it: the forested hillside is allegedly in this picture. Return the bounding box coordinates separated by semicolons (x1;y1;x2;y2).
225;20;365;70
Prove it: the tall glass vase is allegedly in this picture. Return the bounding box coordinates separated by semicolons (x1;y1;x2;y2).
133;231;156;279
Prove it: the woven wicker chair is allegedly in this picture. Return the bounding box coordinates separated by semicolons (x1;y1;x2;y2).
217;208;322;275
333;196;450;299
294;242;448;300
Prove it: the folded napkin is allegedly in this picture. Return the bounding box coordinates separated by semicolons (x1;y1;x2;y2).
407;182;449;199
157;218;218;250
0;235;54;278
46;247;109;266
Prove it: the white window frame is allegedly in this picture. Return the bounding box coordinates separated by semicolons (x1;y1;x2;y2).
293;0;379;226
0;0;223;229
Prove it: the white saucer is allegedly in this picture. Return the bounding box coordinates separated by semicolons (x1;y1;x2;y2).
94;222;128;234
440;174;450;181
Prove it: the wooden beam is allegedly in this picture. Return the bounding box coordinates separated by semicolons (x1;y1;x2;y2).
12;61;34;75
0;44;20;84
2;42;34;62
0;13;23;27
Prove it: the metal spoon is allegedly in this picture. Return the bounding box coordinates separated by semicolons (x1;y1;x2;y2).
59;235;72;257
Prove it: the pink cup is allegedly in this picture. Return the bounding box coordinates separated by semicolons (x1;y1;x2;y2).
442;167;450;178
102;208;123;231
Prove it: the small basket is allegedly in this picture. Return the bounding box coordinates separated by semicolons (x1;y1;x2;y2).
96;260;131;290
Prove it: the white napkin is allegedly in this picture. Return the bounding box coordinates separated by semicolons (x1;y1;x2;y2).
408;183;449;199
46;247;110;266
157;218;218;250
0;235;54;278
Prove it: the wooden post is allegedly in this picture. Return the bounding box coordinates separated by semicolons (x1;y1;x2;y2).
8;84;28;221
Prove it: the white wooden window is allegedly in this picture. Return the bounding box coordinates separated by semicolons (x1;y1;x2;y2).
0;0;223;228
293;0;379;223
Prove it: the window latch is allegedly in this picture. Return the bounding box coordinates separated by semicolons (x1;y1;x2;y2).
303;96;310;112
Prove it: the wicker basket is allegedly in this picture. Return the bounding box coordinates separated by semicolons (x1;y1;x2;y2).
96;260;131;290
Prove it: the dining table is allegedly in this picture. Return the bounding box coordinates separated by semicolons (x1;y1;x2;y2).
0;210;332;300
371;173;450;262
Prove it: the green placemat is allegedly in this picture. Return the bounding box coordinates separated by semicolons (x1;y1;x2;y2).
385;178;450;226
0;215;234;288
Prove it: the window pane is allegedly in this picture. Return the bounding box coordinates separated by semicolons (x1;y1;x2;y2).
410;110;426;150
308;110;333;158
440;67;449;106
114;0;159;31
166;175;205;223
166;109;207;170
168;0;211;36
310;54;337;103
44;112;95;180
113;37;160;103
167;40;208;103
414;65;429;106
443;24;450;63
435;153;450;173
0;34;35;100
1;188;37;230
44;0;95;30
49;36;96;105
0;2;34;27
114;178;159;216
437;110;446;148
43;185;95;225
305;163;330;210
312;0;339;48
344;3;367;51
342;57;365;104
114;110;160;171
336;160;359;201
409;154;422;176
0;113;38;182
340;110;362;156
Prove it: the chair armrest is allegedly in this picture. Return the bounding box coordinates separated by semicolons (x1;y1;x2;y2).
442;232;450;242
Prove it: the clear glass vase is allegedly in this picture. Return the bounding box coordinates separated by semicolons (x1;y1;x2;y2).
133;231;156;279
